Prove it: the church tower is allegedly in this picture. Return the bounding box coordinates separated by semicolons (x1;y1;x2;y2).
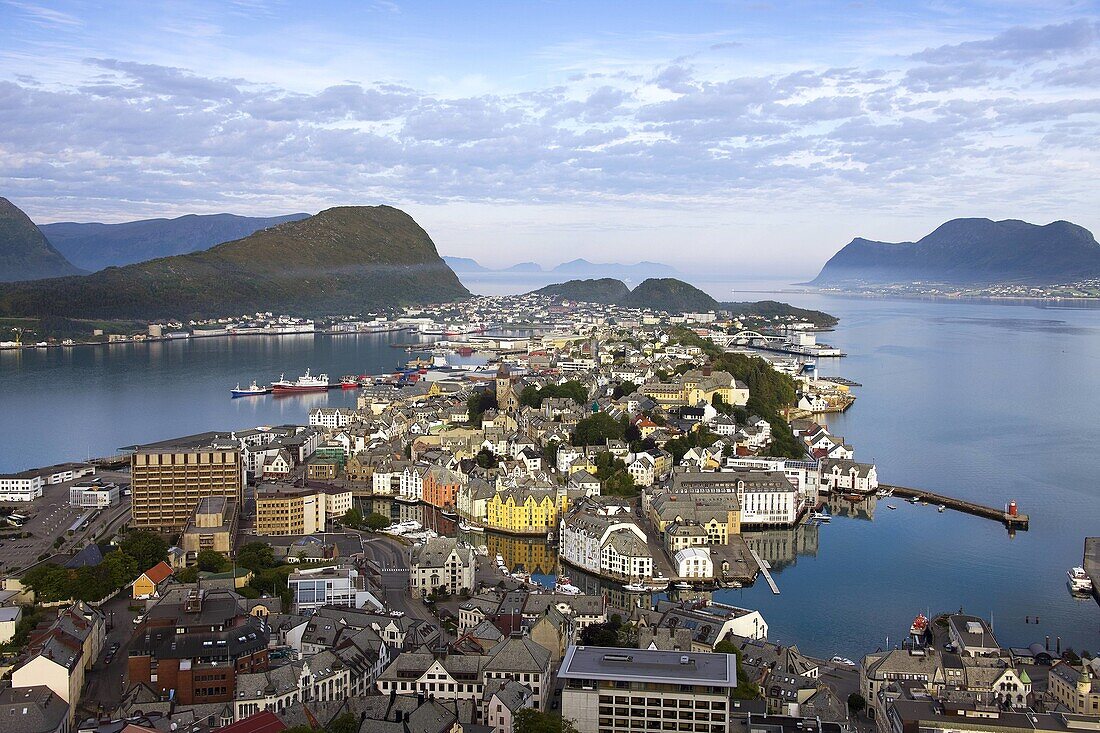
496;363;515;412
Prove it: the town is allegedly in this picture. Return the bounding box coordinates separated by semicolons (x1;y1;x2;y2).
0;293;1095;733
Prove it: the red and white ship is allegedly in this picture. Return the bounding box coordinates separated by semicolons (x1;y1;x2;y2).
272;368;330;393
909;613;929;638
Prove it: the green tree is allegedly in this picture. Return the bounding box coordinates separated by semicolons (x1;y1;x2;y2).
196;549;229;573
604;470;637;497
572;412;626;446
579;619;623;646
848;693;867;715
515;709;579;733
102;550;139;588
177;566;199;583
21;564;72;603
119;530;168;571
466;390;496;427
326;713;360;733
476;447;499;469
714;639;761;699
342;507;364;529
365;512;391;531
612;381;638;399
236;542;277;572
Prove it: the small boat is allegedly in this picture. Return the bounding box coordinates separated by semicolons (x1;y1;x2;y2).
340;375;359;389
622;582;647;593
231;380;271;397
908;496;921;504
830;656;856;667
555;582;582;595
441;508;458;520
810;510;832;522
458;521;484;532
910;613;929;638
887;504;897;510
675;581;693;590
937;505;946;513
1068;566;1094;593
842;493;863;502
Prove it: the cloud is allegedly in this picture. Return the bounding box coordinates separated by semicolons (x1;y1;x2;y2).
913;19;1100;64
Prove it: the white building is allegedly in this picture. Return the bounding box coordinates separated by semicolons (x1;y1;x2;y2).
410;538;476;597
68;480;120;508
287;566;371;612
673;547;713;579
560;502;654;580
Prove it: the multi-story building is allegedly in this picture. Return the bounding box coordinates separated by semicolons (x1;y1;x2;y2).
287;565;371;612
68;479;120;508
254;484;352;536
558;645;739;733
560;499;654;580
127;588;269;705
180;496;239;562
130;448;244;532
410;538;476;597
422;464;466;510
1049;662;1100;715
0;463;96;502
0;686;70;733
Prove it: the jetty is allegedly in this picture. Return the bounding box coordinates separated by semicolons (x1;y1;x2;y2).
748;547;780;595
1085;538;1100;599
879;484;1029;530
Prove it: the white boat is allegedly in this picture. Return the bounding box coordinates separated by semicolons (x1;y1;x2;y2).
830;656;856;667
810;511;831;522
1068;566;1093;593
231;380;271;397
908;496;921;504
271;368;330;393
555;582;582;595
622;582;647;592
675;581;693;590
937;505;946;513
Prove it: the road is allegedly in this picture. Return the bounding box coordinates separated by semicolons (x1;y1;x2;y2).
80;593;140;717
359;535;437;626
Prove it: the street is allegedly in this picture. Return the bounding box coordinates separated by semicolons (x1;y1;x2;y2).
81;593;141;717
359;535;437;625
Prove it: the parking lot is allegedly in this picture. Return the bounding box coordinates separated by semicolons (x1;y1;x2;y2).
0;468;131;573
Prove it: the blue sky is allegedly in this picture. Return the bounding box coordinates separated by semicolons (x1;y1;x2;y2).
2;0;1098;275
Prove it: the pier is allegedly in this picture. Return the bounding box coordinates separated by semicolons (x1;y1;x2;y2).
748;547;780;595
879;484;1029;530
1085;537;1099;600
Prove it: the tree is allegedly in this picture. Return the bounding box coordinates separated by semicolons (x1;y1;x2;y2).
572;412;625;446
847;693;867;715
604;470;637;497
327;713;360;733
466;389;496;427
236;542;277;572
342;507;364;529
177;566;199;583
515;709;579;733
365;512;391;531
714;639;760;700
612;381;638;399
196;549;229;573
21;564;72;603
476;447;499;469
119;530;168;571
579;619;623;646
102;550;138;588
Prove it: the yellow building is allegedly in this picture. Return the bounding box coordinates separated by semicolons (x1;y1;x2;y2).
647;491;741;544
486;488;560;535
180;496;238;563
130;448;244;532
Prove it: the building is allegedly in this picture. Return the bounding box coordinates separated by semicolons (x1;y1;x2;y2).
558;645;739;733
180;496;239;562
11;602;105;722
560;500;654;581
287;565;371;612
0;605;22;644
947;615;999;657
0;686;70;733
131;561;174;599
127;588;269;705
254;484;352;536
67;479;120;509
410;538;476;597
1048;662;1100;715
0;464;96;502
130;448;244;532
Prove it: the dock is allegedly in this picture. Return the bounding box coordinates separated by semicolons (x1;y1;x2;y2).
748;547;780;595
1085;538;1100;600
879;484;1029;530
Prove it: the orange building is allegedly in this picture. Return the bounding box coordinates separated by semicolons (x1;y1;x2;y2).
421;465;465;510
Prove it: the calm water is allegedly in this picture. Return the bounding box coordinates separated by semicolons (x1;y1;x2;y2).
1;279;1098;657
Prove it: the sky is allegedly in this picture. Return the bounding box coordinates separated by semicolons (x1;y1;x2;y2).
1;0;1099;276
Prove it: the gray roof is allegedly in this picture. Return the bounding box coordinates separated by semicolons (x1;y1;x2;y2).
558;645;737;687
0;686;68;733
485;635;550;674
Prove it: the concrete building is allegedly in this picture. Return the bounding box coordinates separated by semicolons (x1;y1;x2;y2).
558;645;739;733
180;496;238;563
287;565;371;612
130;448;244;532
67;479;120;509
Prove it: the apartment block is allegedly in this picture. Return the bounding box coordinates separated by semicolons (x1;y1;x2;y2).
130;448;243;532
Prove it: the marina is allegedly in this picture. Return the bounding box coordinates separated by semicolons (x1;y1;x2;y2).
878;484;1029;530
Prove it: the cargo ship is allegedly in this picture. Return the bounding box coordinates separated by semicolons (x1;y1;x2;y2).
272;369;330;393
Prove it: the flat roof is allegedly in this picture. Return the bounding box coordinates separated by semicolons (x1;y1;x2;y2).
558;645;737;687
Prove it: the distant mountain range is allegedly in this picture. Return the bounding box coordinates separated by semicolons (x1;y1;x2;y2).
533;277;837;325
40;212;311;272
444;256;678;279
0;198;84;282
812;218;1100;286
0;206;469;319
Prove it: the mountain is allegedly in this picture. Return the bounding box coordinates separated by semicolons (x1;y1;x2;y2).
533;278;631;304
0;205;469;320
503;261;543;273
812;218;1100;286
619;278;719;312
551;258;678;279
0;198;84;282
442;256;491;273
40;212;311;272
724;300;838;327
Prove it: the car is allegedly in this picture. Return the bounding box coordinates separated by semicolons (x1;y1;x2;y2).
104;654;114;664
133;614;145;624
109;642;120;653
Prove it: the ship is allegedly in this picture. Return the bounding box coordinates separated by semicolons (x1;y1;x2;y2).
622;582;647;593
231;381;271;397
1068;566;1094;593
909;613;929;638
271;368;330;393
340;375;359;389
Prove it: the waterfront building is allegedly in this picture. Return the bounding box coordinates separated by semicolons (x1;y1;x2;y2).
560;499;654;580
1048;662;1100;714
558;645;739;733
819;458;878;494
422;464;466;509
130;447;244;532
410;537;476;597
0;463;96;502
254;484;352;536
947;614;1000;657
180;495;238;562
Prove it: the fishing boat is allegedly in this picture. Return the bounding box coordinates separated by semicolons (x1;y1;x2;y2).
908;496;921;504
674;581;693;590
622;582;647;593
272;369;330;393
440;507;458;520
458;521;484;532
1068;566;1094;593
937;504;946;513
887;504;897;510
231;380;271;397
340;375;359;389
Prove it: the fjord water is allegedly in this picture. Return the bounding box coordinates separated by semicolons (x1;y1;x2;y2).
1;284;1098;656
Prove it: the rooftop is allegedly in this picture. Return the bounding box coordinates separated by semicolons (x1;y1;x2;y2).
558;645;737;687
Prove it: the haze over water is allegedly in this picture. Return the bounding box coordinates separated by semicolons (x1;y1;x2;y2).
1;279;1097;656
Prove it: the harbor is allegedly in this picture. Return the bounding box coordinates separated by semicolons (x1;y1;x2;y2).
878;484;1029;530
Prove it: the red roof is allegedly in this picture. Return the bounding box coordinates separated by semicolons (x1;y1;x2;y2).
217;711;287;733
141;561;173;585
